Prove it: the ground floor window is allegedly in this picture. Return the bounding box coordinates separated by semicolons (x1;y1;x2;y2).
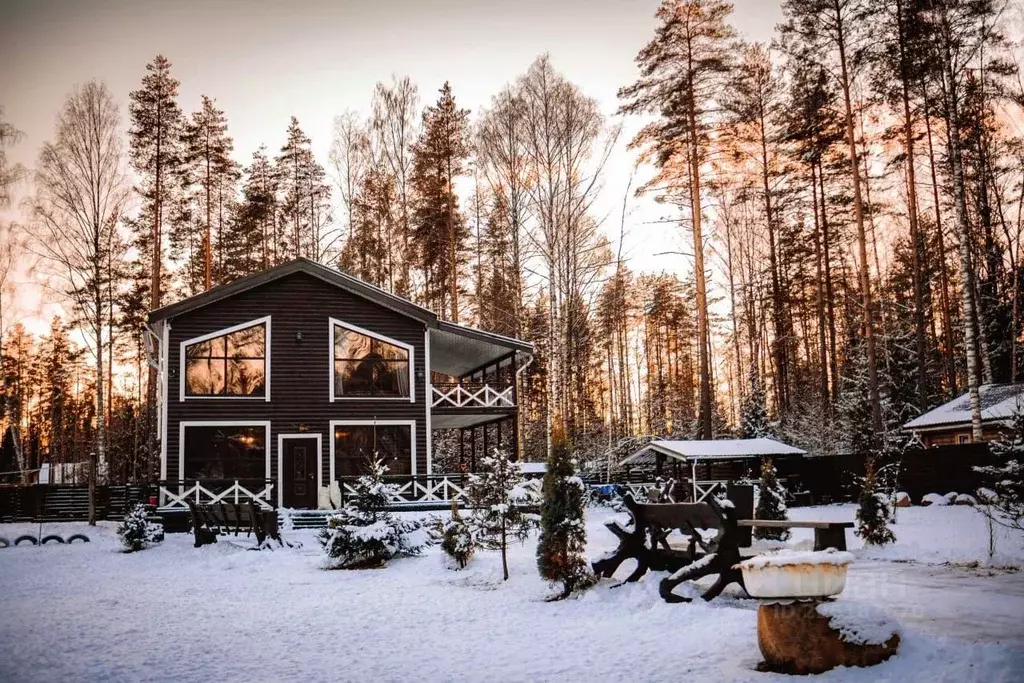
182;424;267;480
333;422;413;477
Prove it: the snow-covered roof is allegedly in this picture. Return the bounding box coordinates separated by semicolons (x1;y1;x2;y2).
619;437;806;467
519;462;546;474
903;384;1024;431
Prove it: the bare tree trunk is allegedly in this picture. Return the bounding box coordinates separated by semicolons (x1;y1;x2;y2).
835;6;882;438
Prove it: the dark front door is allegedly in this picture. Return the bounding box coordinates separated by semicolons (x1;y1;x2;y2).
282;437;318;509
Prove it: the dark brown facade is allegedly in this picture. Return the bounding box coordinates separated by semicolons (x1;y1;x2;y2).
149;259;531;510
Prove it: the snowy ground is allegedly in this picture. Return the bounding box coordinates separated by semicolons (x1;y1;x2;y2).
1;504;1023;682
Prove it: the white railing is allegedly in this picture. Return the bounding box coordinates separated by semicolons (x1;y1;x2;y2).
431;383;515;409
619;479;730;503
337;474;471;505
158;479;275;511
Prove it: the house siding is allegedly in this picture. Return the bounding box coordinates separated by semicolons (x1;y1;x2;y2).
163;271;429;496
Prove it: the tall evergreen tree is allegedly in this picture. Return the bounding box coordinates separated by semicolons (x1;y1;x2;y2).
619;0;736;438
410;82;471;321
179;95;238;291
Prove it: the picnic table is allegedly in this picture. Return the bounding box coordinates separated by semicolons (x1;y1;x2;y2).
592;493;855;603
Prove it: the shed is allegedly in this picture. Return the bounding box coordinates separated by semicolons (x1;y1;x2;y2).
902;383;1023;446
620;438;806;501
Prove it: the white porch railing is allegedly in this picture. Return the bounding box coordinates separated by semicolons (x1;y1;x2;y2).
158;479;275;511
431;383;515;409
337;474;471;505
620;479;729;503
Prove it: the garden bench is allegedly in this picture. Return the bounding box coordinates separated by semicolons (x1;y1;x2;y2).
737;520;854;551
187;501;291;549
592;494;749;602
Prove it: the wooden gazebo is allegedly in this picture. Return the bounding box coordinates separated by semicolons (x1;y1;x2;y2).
619;438;806;502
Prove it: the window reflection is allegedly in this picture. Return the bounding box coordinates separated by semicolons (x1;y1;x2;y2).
334;424;412;477
183;425;266;480
333;324;409;397
185;322;267;397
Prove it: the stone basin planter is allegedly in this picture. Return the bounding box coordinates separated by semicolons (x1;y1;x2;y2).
737;549;854;599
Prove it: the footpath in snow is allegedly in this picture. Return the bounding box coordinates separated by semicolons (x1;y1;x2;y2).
1;504;1022;682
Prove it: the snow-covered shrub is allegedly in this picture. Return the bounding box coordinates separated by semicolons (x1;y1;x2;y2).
537;428;596;600
942;492;959;505
954;493;976;506
856;458;895;546
740;370;773;438
467;449;538;580
974;407;1024;535
920;492;948;506
894;491;911;507
439;503;475;570
317;456;429;569
754;457;789;541
116;503;163;553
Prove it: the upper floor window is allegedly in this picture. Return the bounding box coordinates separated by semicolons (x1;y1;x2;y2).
183;318;269;399
330;319;412;400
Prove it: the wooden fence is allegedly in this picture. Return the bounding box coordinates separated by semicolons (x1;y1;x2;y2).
0;484;155;523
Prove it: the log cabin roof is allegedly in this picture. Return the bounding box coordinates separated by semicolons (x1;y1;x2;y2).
902;383;1024;431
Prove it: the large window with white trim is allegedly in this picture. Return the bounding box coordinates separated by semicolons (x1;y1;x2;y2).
333;423;413;477
182;425;267;480
331;321;411;399
184;320;267;397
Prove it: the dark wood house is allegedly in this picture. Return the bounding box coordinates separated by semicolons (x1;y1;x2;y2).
146;258;532;511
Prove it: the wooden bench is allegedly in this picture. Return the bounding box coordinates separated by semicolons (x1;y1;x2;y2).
738;520;855;551
592;494;749;603
187;501;291;549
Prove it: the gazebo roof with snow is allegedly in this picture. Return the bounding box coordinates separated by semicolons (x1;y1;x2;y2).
619;437;806;467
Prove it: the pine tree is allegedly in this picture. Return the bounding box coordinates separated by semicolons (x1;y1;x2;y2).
234;145;278;272
117;502;163;552
536;428;594;600
410;82;471;320
974;406;1024;533
857;457;896;545
317;456;428;569
339;166;395;286
179;95;239;291
754;457;790;540
740;370;772;438
619;0;735;438
276;117;332;261
467;448;538;580
439;501;475;569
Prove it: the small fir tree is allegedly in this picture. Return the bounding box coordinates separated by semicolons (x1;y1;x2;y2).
317;456;429;569
975;406;1024;534
856;457;896;546
740;371;772;439
116;503;163;553
439;501;475;570
536;428;595;600
754;457;790;541
467;448;538;580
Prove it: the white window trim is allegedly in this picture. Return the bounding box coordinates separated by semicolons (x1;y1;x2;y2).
178;420;272;486
329;419;418;485
277;432;323;509
424;328;432;475
179;316;272;402
328;317;415;403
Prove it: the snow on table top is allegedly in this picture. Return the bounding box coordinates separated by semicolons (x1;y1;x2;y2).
738;548;854;571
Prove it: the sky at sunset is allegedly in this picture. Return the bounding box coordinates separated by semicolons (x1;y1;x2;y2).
1;0;783;332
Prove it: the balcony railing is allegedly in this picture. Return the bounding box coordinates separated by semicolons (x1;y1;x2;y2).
431;382;514;409
158;478;275;511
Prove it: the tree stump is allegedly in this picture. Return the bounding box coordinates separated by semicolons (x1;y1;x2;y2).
756;600;899;675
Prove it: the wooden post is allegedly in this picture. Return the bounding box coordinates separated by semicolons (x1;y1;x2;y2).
691;460;698;502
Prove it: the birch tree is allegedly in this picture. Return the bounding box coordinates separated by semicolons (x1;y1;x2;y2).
31;81;129;524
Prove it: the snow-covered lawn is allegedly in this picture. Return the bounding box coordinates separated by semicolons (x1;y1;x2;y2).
1;505;1022;682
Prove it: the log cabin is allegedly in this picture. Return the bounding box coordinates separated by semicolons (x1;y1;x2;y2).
902;383;1024;447
145;258;532;513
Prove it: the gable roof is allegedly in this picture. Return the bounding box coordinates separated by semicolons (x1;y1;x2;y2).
147;258;438;325
903;383;1024;431
619;437;806;467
